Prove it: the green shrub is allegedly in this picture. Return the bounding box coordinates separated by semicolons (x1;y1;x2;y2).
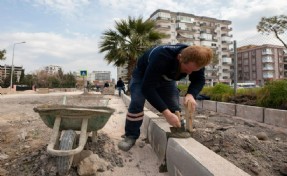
257;79;287;109
177;84;188;96
201;83;233;101
236;87;261;96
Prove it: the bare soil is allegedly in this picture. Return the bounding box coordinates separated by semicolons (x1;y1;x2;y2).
191;109;287;176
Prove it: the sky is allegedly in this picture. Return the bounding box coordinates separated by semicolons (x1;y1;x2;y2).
0;0;287;80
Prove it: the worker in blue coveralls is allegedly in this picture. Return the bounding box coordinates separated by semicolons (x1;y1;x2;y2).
118;44;213;151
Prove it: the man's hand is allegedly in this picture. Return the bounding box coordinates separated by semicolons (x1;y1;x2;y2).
162;109;180;127
184;94;197;112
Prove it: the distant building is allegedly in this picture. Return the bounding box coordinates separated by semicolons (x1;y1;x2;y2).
0;64;24;83
118;9;233;85
45;65;62;75
237;44;287;86
117;64;128;84
89;71;111;81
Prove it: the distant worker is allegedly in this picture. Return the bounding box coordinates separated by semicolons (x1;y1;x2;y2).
116;77;125;96
104;81;110;88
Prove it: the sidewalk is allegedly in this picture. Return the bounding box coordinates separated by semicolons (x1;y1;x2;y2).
99;95;168;176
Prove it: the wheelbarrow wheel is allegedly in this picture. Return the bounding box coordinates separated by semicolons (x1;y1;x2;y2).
57;130;77;175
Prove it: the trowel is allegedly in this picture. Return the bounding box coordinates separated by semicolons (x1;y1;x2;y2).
169;111;191;138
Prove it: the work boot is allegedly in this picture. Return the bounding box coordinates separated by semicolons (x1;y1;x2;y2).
118;137;136;151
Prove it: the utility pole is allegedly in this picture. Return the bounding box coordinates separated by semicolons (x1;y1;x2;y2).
233;40;238;95
10;41;26;90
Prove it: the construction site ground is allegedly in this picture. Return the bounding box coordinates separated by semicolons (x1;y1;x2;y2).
0;91;286;176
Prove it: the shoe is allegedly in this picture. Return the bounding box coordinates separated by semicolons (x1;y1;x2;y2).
118;137;136;151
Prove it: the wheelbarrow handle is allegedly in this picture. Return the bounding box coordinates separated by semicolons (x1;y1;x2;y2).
47;116;89;156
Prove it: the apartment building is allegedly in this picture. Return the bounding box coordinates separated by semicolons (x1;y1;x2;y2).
117;64;128;83
0;64;24;83
149;9;233;85
45;65;62;75
89;71;111;82
237;44;287;86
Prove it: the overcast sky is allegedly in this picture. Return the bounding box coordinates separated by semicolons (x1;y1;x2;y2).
0;0;286;79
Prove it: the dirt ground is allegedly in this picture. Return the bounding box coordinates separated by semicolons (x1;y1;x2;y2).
1;92;287;176
0;92;167;176
191;109;287;176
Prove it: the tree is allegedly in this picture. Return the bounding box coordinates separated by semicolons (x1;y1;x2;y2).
257;15;287;49
0;49;6;60
19;69;25;84
99;16;167;83
22;74;35;87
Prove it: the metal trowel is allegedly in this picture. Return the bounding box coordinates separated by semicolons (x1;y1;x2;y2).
169;111;191;138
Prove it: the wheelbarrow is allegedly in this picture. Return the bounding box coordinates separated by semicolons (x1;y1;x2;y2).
33;104;115;175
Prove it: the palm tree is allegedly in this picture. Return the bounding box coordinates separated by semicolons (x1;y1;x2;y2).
0;49;6;60
99;16;167;84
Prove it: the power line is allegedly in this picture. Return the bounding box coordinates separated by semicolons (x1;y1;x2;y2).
237;33;287;47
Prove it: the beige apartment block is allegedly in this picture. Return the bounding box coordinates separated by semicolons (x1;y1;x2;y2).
117;63;128;84
45;65;62;75
237;44;287;86
0;64;24;83
148;9;233;85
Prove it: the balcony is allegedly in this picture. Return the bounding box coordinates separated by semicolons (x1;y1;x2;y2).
176;33;194;39
221;33;233;37
176;19;196;24
200;23;215;29
262;58;273;63
262;66;274;71
222;47;229;51
262;51;273;55
205;67;217;72
156;16;171;22
155;25;171;30
222;69;230;73
222;40;233;45
176;27;197;32
263;74;274;79
221;27;232;31
222;57;232;65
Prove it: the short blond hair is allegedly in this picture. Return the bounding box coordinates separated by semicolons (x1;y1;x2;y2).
180;46;213;68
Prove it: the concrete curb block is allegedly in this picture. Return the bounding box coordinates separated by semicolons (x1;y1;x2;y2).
147;118;170;164
236;104;264;123
264;108;287;128
196;99;287;128
203;100;217;112
141;110;160;139
217;102;236;116
120;94;250;175
166;138;250;176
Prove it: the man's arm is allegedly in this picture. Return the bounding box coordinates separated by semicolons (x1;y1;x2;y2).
184;68;205;111
187;67;205;98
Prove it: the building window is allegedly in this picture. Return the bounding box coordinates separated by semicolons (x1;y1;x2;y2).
252;72;256;79
243;66;249;72
243;59;249;65
177;16;194;23
252;58;256;64
243;53;248;58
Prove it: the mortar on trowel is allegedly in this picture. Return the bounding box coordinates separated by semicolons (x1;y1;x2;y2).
169;111;191;138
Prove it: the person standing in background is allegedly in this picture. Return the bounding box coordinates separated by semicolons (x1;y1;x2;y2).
116;77;125;96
